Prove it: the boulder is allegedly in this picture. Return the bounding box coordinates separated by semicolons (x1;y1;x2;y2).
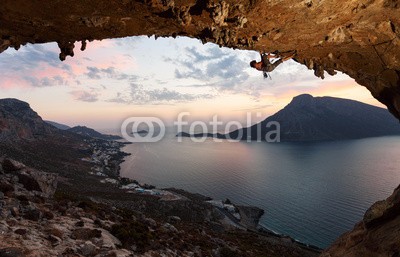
16;169;57;197
98;228;121;249
1;159;25;173
0;158;57;198
79;241;97;256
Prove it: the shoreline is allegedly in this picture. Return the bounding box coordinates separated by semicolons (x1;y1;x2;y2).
94;139;323;253
256;224;323;252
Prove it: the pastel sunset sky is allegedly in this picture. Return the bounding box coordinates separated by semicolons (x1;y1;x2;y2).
0;36;383;131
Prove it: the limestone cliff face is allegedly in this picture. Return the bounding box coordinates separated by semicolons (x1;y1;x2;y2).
0;98;56;141
1;0;400;119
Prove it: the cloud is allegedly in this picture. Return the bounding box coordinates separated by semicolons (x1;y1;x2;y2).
168;43;353;101
85;66;138;81
22;75;67;87
70;90;99;102
185;46;226;63
170;44;254;94
0;43;75;88
0;44;63;71
108;83;214;105
0;42;139;90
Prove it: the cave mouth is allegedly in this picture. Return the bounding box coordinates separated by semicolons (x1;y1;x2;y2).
1;0;400;254
1;35;399;250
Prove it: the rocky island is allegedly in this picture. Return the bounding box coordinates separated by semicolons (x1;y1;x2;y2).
178;94;400;142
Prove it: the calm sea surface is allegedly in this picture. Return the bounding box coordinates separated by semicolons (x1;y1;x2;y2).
120;135;400;248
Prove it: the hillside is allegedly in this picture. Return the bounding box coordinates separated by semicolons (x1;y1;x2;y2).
45;120;71;130
0;98;58;141
0;98;320;257
68;126;122;141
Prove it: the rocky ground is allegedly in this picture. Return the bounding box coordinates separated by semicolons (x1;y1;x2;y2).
0;99;318;257
0;152;320;257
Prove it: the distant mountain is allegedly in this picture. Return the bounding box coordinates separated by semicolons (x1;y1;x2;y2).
0;98;121;143
67;126;122;141
178;94;400;142
228;94;400;141
45;120;71;130
0;98;58;141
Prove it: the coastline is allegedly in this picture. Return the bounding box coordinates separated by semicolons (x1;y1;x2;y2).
0;134;321;256
97;140;322;253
